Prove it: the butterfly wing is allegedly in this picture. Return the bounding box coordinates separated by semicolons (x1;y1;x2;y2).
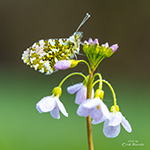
22;38;75;75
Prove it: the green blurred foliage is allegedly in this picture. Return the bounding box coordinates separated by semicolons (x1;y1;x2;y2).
0;68;149;150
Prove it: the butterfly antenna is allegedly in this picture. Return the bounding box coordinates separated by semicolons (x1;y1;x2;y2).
75;13;90;33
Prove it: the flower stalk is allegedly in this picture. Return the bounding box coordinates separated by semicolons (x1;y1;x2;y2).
86;68;95;150
102;79;117;106
58;72;86;88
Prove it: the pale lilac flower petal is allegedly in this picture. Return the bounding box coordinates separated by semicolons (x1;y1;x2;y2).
110;44;119;52
50;105;60;119
83;97;101;109
121;116;132;133
36;96;56;113
102;42;109;47
54;60;71;70
108;112;122;126
36;94;68;119
91;88;94;98
103;119;120;138
84;40;88;45
77;98;100;117
88;38;93;45
75;85;87;104
92;100;110;123
75;87;94;105
90;107;103;121
93;38;99;45
99;100;110;117
92;117;106;124
77;101;92;117
67;83;83;94
56;98;68;117
77;97;110;123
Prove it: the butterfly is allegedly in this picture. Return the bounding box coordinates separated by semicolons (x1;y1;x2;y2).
21;13;90;75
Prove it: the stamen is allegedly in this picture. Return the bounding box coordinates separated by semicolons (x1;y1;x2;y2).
97;105;100;109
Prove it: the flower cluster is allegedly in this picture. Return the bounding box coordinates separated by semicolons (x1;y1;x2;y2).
83;38;119;68
36;39;132;138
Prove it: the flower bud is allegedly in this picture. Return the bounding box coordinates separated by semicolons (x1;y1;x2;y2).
102;42;109;47
101;43;119;58
110;44;119;52
54;60;71;70
94;89;104;100
54;60;79;70
69;60;79;68
93;38;99;46
88;38;93;45
110;105;120;112
52;87;62;97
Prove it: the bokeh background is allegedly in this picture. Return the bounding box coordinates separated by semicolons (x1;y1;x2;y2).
0;0;149;150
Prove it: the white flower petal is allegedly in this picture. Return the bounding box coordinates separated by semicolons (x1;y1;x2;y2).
99;100;110;117
83;98;101;109
91;100;110;123
50;105;60;119
121;116;132;133
36;96;56;113
92;118;106;124
108;112;122;126
103;119;120;138
56;98;68;117
102;42;109;47
90;107;102;121
67;83;83;94
91;88;94;98
75;85;87;104
77;102;91;117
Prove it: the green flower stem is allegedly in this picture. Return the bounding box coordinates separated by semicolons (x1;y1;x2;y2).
79;60;91;74
84;53;91;66
92;73;102;89
86;68;94;150
94;57;104;71
58;72;86;88
102;79;117;106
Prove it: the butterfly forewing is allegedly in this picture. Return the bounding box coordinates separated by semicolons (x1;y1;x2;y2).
22;37;76;75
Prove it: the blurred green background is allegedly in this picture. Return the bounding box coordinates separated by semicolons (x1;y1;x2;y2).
0;0;149;150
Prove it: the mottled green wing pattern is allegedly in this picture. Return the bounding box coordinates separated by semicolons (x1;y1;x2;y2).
22;38;75;75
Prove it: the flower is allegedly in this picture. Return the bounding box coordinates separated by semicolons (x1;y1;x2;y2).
36;95;68;119
102;42;119;51
93;38;99;45
77;96;110;121
88;38;93;45
36;87;68;119
102;42;109;47
67;82;94;104
101;42;119;57
54;60;79;70
110;44;118;52
103;111;132;138
54;60;71;70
